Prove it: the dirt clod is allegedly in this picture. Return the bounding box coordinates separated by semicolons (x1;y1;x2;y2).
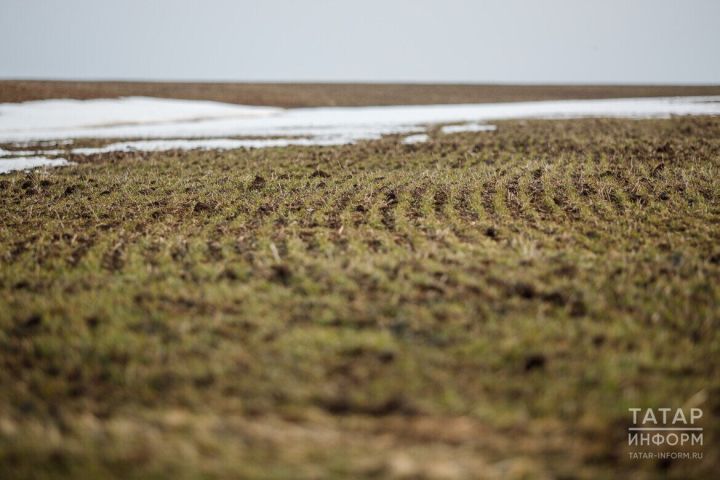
524;354;547;372
250;175;266;190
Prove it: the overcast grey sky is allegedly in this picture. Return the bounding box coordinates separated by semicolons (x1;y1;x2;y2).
1;0;719;84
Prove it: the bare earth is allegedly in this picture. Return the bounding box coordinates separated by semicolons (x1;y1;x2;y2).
2;80;720;107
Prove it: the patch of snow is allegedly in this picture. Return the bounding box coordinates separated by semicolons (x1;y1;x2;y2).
1;95;719;169
441;123;497;134
0;97;280;134
0;96;718;145
402;133;429;144
71;137;355;155
0;157;70;174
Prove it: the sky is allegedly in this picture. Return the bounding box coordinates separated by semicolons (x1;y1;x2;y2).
1;0;719;84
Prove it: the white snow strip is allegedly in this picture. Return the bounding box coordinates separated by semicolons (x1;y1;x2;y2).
441;123;497;134
0;96;718;145
71;137;355;155
0;97;280;133
402;133;429;144
1;95;719;171
0;157;70;174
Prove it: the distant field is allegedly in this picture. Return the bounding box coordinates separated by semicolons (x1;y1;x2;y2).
1;116;718;478
2;80;720;106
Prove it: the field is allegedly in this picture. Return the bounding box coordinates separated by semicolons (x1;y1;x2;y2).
1;84;719;479
3;80;720;107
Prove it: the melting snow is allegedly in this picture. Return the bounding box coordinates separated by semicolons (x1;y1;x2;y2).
0;157;70;174
1;96;719;145
441;123;497;134
402;133;430;144
0;97;279;133
70;137;356;155
1;95;720;172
